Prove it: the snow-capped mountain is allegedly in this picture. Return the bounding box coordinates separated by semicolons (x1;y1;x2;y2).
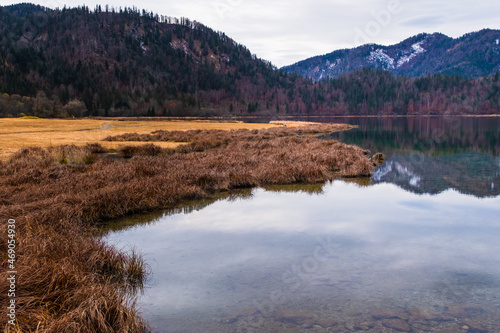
282;29;500;81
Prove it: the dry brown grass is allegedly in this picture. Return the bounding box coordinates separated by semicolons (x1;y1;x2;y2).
0;118;280;160
0;123;380;332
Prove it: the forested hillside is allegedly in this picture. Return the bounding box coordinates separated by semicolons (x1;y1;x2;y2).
0;4;499;117
0;3;300;117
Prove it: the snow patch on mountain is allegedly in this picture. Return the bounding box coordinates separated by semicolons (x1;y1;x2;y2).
328;58;341;69
318;70;326;81
368;42;426;70
412;41;425;53
368;49;395;69
396;41;426;68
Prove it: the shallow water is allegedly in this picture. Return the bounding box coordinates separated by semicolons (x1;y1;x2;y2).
104;117;500;332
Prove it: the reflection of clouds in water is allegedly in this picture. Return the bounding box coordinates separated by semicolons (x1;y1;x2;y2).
105;180;500;331
145;181;500;235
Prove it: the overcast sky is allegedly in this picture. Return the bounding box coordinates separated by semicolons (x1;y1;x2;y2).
2;0;500;67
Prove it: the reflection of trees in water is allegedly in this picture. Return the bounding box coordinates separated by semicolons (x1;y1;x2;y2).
326;117;500;156
103;117;500;233
323;117;500;197
261;183;325;195
372;152;500;197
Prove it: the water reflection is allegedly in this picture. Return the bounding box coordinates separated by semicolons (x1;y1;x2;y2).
104;116;500;332
372;152;500;197
105;181;500;332
101;188;253;234
325;117;500;197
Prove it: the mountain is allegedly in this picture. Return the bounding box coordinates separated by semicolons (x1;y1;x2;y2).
282;30;500;82
0;4;499;117
0;3;307;117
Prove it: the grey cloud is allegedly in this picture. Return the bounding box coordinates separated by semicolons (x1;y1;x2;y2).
400;15;444;27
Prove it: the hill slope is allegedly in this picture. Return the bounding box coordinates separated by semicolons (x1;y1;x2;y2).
0;3;302;116
0;4;499;117
282;30;500;82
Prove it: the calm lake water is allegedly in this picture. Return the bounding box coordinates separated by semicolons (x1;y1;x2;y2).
104;117;500;333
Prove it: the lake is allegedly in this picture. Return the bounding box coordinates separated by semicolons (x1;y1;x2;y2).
104;116;500;332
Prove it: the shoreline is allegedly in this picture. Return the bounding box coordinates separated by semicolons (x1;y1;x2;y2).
89;114;500;120
0;121;381;331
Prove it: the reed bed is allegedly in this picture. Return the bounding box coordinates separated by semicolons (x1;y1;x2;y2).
0;118;280;160
0;125;382;332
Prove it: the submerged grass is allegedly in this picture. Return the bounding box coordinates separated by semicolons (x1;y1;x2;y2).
0;124;382;332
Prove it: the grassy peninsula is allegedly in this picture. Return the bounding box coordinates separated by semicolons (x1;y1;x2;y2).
0;119;383;332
